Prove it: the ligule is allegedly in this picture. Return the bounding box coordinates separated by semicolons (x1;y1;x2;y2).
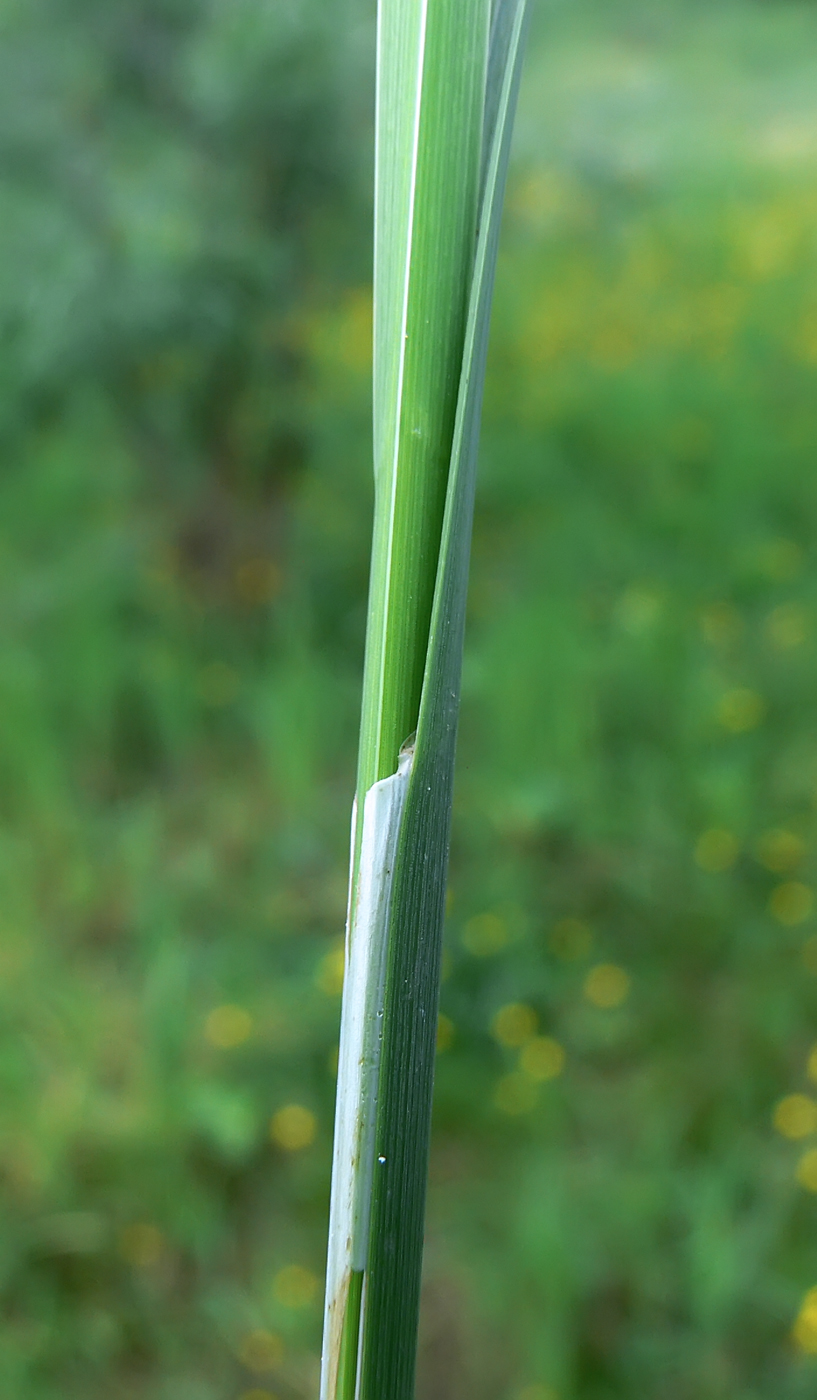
321;2;529;1397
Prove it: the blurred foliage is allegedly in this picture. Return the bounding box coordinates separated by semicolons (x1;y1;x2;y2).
7;0;817;1398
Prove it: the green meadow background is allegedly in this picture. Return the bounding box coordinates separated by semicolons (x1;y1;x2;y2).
7;0;817;1396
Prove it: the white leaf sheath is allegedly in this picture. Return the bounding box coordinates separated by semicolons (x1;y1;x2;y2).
320;743;414;1400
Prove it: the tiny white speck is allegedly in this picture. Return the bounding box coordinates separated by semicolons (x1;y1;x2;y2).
378;1155;386;1164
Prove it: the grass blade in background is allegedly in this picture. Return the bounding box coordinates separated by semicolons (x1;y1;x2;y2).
321;3;529;1397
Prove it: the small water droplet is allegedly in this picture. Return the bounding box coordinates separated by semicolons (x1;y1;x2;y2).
378;1155;386;1164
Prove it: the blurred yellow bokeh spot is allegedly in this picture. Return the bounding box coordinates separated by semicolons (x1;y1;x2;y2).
519;1037;565;1082
509;167;573;230
549;917;592;960
584;964;630;1009
717;687;765;733
269;1105;316;1151
237;1329;284;1373
205;1004;253;1049
436;1014;455;1052
694;828;738;873
491;1002;537;1047
774;1094;817;1139
755;828;805;873
769;881;814;926
793;1286;817;1353
462;911;510;956
119;1222;163;1267
272;1264;318;1308
515;1387;559;1400
765;602;808;649
494;1072;538;1116
796;1148;817;1192
334;287;373;372
316;944;345;996
758;537;802;582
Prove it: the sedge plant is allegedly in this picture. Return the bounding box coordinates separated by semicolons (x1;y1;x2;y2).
320;2;529;1397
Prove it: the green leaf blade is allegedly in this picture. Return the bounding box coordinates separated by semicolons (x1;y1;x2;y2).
321;2;529;1396
359;0;489;797
358;4;530;1399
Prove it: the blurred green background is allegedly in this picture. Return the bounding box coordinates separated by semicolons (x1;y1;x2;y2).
8;0;817;1396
